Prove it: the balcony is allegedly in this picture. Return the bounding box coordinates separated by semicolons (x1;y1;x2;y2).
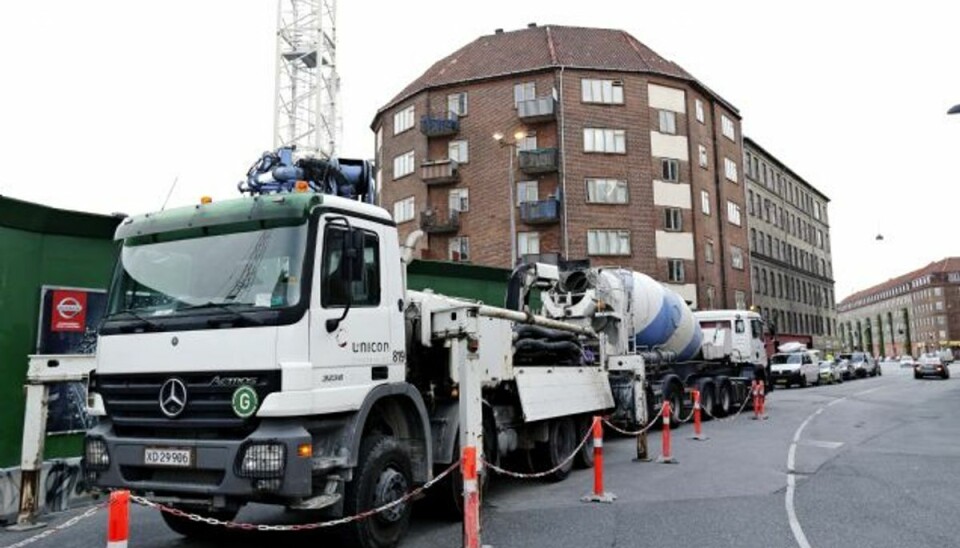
518;148;559;174
521;252;561;265
420;114;459;137
520;198;561;225
419;208;460;234
420;159;459;185
517;97;556;122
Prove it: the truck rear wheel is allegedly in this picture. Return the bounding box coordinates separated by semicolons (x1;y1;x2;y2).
573;416;594;469
698;383;715;421
715;382;733;417
160;507;237;540
533;417;576;482
341;435;413;548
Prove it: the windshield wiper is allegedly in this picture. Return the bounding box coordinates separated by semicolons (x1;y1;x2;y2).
179;302;264;326
106;310;166;332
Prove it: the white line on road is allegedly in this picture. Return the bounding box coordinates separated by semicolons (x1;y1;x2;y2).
785;382;892;548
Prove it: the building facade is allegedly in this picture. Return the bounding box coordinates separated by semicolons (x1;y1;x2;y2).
743;138;838;351
837;258;960;358
372;24;751;309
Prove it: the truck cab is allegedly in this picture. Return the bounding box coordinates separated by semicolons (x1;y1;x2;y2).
694;310;767;367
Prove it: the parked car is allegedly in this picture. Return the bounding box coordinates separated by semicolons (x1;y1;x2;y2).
834;357;855;380
915;354;950;380
899;356;916;368
770;351;820;387
818;360;843;384
839;352;879;378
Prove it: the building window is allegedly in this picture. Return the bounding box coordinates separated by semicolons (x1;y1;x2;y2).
514;82;535;107
735;290;746;310
695;99;705;123
658;110;677;134
721;115;736;141
449;237;470;262
705;239;715;263
393;196;415;224
661;158;680;182
581;79;624;104
587;229;631;256
393;105;415;135
447;92;468;117
730;246;744;270
664;208;682;231
668;259;685;282
393;150;415;179
517;180;539;204
586;178;628;204
700;190;711;215
518;232;540;256
517;131;538;152
706;285;715;308
724;158;738;182
449;188;469;212
584;128;626;153
726;201;742;226
448;140;469;163
698;144;708;168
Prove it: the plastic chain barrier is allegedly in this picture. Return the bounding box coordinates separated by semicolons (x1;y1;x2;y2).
0;503;105;548
481;423;593;480
700;390;753;422
602;404;667;437
129;460;461;532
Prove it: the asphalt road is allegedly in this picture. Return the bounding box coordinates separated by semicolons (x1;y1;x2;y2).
5;361;958;548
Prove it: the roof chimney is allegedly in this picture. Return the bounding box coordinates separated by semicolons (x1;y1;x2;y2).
494;28;503;34
527;22;537;28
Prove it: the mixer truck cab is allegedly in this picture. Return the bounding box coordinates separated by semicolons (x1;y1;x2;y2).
693;310;767;367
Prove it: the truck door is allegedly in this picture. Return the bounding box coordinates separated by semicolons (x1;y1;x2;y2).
310;215;394;398
750;318;766;365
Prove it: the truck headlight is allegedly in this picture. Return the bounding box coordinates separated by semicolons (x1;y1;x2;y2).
237;443;286;478
84;438;110;470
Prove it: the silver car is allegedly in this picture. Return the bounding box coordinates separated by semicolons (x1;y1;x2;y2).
819;360;843;384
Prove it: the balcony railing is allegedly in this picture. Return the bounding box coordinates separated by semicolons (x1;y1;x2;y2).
420;114;459;137
518;148;559;174
520;198;561;225
419;209;460;234
420;159;460;185
517;97;556;122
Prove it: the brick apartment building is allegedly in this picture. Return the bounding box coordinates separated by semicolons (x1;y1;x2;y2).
743;138;838;351
838;258;960;358
372;24;751;309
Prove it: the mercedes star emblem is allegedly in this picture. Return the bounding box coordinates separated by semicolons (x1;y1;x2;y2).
159;378;188;418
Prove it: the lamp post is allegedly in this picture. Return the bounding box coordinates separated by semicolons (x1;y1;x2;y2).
493;130;527;266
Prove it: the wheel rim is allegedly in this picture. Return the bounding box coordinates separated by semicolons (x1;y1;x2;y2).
374;466;409;523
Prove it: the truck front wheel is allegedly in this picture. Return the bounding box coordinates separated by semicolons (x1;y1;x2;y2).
341;435;413;548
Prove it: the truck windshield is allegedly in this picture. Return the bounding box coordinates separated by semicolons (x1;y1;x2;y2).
771;354;802;365
107;224;308;317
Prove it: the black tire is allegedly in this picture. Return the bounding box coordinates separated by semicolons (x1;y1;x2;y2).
160;507;237;540
914;373;922;380
341;435;414;548
661;382;684;425
699;383;715;422
533;417;576;482
715;382;733;417
574;417;594;469
799;375;808;388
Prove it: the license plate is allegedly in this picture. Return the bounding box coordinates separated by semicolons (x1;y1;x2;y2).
144;447;193;467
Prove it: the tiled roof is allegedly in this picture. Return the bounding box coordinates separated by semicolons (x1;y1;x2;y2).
839;257;960;308
375;25;736;123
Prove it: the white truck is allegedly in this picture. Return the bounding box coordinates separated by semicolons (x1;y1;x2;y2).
82;150;765;547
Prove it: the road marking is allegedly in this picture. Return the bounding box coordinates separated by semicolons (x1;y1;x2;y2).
801;439;844;449
785;382;893;548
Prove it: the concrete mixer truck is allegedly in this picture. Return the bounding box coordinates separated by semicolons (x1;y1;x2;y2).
82;147;764;547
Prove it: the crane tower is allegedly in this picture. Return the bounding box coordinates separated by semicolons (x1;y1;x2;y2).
273;0;340;158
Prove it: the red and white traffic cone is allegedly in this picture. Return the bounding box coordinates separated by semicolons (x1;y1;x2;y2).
751;380;760;420
657;401;677;463
758;380;768;420
107;490;129;548
462;446;480;548
581;416;616;503
691;389;708;441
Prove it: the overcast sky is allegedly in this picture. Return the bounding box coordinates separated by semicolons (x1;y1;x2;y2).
1;1;959;300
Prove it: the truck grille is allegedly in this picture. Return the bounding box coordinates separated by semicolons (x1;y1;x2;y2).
96;371;281;438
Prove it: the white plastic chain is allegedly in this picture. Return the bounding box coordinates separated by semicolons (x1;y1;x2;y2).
0;503;104;548
482;423;594;479
602;404;667;436
701;391;753;422
130;460;460;532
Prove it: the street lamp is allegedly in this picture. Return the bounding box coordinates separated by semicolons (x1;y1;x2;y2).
493;130;527;266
